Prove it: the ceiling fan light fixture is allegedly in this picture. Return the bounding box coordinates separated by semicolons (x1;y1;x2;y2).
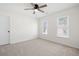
35;9;38;12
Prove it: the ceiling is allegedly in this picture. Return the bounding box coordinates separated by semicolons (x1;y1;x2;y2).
0;3;79;18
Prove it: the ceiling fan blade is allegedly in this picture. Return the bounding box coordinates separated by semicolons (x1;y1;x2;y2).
24;8;34;10
39;4;47;8
33;11;35;14
38;9;44;13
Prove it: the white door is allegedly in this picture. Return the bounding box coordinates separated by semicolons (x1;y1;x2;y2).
0;16;10;45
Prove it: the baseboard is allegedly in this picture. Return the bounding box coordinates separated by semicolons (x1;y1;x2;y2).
10;37;38;44
40;38;79;50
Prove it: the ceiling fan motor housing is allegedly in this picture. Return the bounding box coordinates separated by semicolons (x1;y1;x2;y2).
34;4;39;9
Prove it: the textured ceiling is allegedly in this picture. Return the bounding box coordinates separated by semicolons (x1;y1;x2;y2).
0;3;79;18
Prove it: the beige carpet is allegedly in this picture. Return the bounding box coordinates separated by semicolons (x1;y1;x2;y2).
0;39;79;56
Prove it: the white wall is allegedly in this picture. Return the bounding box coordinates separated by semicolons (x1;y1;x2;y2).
38;6;79;49
0;10;38;44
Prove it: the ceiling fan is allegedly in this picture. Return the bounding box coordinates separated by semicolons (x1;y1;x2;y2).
24;3;47;14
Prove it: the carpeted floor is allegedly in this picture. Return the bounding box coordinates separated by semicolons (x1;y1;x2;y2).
0;39;79;56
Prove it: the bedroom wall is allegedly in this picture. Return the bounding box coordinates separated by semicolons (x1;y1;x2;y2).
38;6;79;49
0;10;38;44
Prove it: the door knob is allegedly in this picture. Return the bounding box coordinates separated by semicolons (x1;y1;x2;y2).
8;31;10;32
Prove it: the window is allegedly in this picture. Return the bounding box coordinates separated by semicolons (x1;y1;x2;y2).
57;16;69;38
42;20;48;34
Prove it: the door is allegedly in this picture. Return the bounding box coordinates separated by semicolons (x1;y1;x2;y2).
0;16;10;45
